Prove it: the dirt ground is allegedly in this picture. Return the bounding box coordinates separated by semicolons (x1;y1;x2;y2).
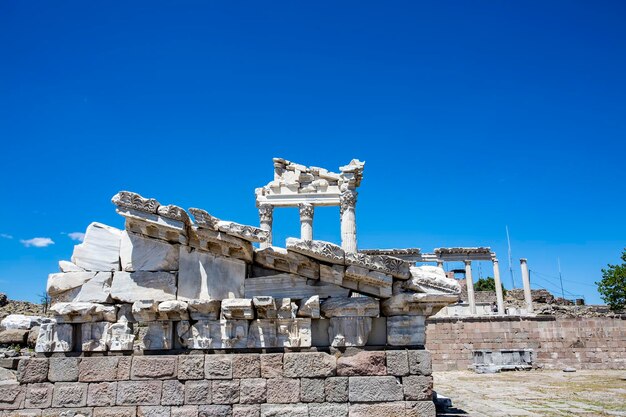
434;370;626;417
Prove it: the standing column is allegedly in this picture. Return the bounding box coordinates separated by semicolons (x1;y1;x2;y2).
340;190;357;253
492;259;505;315
464;260;476;315
520;258;533;313
436;260;444;269
299;203;314;241
258;204;273;249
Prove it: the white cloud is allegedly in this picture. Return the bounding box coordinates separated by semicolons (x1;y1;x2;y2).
20;237;55;248
68;232;85;242
0;233;13;239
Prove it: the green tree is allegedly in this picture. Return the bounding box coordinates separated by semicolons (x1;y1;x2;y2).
474;276;507;295
596;249;626;312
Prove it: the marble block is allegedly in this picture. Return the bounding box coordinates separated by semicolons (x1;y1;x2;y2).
386;316;425;346
188;299;221;320
119;231;179;272
405;266;461;294
110;271;177;303
177;320;249;349
178;247;246;301
244;274;349;299
319;264;343;285
321;296;379;318
252;296;277;319
344;266;392;298
71;222;122;271
247;319;312;348
51;302;117;323
381;293;459;316
286;238;345;265
328;317;372;347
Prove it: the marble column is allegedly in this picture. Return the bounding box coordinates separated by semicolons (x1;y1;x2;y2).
464;260;476;315
492;259;505;315
520;258;533;313
258;204;273;249
298;203;314;241
340;190;357;253
436;260;444;269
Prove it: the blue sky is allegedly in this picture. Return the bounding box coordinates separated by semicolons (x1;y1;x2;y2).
1;1;625;303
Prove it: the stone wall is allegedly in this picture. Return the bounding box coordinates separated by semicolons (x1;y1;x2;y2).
0;349;436;417
426;316;626;371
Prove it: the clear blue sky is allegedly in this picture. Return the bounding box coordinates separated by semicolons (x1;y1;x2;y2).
1;1;625;303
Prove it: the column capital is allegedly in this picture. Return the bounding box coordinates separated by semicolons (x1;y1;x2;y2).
339;190;357;215
520;258;528;264
464;260;472;266
298;202;314;220
493;258;499;264
258;203;273;223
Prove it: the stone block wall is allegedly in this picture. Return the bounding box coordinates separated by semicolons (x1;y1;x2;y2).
426;316;626;371
0;349;436;417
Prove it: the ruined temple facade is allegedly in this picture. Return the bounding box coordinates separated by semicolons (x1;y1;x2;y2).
2;159;462;417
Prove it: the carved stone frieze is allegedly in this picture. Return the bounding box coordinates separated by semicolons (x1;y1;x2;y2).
404;266;461;294
51;302;117;323
221;298;254;320
188;226;253;262
112;191;160;214
157;204;191;225
188;299;221;320
35;320;73;353
107;321;134;351
253;246;320;280
217;220;270;243
286;238;345;265
381;292;459;316
81;322;110;352
344;265;393;298
188;208;219;230
321;296;380;318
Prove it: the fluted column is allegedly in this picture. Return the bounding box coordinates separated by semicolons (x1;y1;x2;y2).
258;204;273;249
492;259;505;315
299;203;314;241
340;190;357;253
464;260;476;315
520;258;533;313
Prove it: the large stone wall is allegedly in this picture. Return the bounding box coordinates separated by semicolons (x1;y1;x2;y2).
426;316;626;371
0;349;435;417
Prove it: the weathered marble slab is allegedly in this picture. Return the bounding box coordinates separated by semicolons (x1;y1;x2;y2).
253;246;320;279
244;274;350;299
188;227;254;262
377;255;411;280
1;314;42;330
47;272;99;295
81;322;109;352
177;319;250;349
346;252;411;280
130;300;189;321
119;231;179;272
381;293;459;316
286;238;345;265
118;208;188;245
276;318;311;347
344;265;392;298
188;299;221;320
51;302;117;323
321;296;379;318
277;298;298;319
297;295;320;319
71;222;122;271
131;300;159;322
217;220;270;243
247;319;278;348
221;299;254;319
35;320;73;353
58;260;84;272
405;266;461;294
328;317;372;347
110;271;177;303
320;264;343;285
178;247;246;301
386;315;425;346
158;300;189;321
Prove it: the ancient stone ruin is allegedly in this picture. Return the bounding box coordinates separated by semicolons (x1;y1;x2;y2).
1;158;461;417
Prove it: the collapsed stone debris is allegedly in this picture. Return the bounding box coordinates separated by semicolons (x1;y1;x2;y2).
1;158;462;417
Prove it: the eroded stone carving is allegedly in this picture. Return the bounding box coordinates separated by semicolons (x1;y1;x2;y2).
221;299;254;320
107;321;134;351
344;266;392;298
81;322;110;352
51;302;117;323
254;246;320;280
286;238;345;265
297;296;320;319
216;221;270;243
35;320;73;353
404;266;461;294
112;191;160;213
321;296;379;318
381;293;459;316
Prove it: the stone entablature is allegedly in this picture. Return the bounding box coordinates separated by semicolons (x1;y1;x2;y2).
0;349;437;417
